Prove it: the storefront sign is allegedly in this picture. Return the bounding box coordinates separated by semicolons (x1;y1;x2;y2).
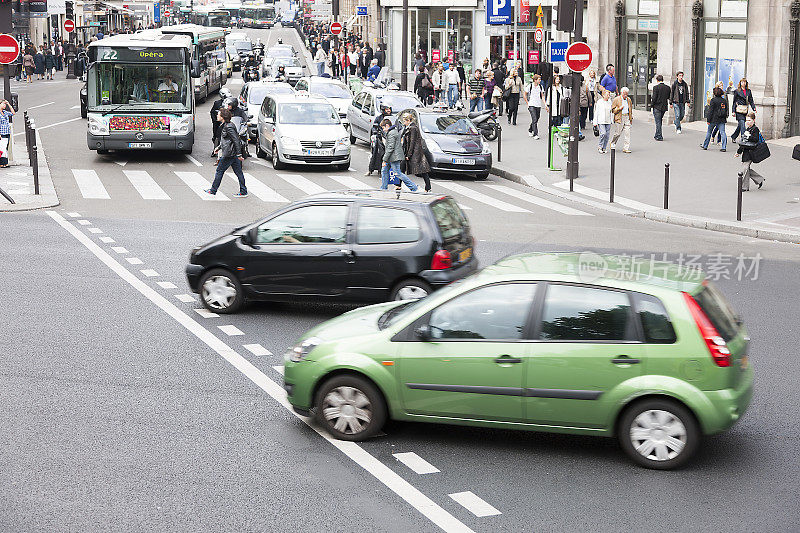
528;50;539;65
356;6;367;16
637;19;658;31
520;0;530;23
487;0;513;25
485;25;511;37
28;0;48;18
48;0;66;16
507;50;519;60
447;49;454;63
431;49;441;62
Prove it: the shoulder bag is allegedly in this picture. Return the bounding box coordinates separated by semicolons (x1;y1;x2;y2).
792;143;800;161
750;141;771;164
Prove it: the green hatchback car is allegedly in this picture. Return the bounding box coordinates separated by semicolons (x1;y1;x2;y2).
283;253;754;469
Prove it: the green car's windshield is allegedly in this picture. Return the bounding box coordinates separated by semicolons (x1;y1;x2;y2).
378;277;471;329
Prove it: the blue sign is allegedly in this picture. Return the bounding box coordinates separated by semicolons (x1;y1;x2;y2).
486;0;513;25
356;6;367;16
550;41;568;62
154;2;160;23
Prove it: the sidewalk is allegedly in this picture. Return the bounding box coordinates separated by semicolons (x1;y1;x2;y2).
490;109;800;244
0;129;59;212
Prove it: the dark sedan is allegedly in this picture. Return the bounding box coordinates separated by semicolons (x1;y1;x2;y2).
185;191;477;313
398;109;493;179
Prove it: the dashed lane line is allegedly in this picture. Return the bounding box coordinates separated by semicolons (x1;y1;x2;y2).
194;308;219;318
393;452;441;475
77;219;91;226
111;246;129;254
46;210;475;533
218;325;245;336
243;344;272;356
125;257;143;265
66;212;81;217
87;228;103;234
27;101;55;110
448;492;501;518
175;294;196;303
140;269;159;277
157;281;178;289
99;236;115;243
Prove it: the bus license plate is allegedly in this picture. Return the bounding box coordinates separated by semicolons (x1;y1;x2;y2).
128;142;152;148
452;158;476;165
459;248;472;262
304;149;333;156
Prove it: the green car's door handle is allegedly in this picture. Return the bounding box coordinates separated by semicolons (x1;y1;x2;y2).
494;355;522;364
611;356;640;364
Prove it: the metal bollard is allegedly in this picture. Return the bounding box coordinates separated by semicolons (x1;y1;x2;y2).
664;163;670;209
737;172;743;221
32;143;39;195
496;125;502;162
609;147;616;203
28;124;35;168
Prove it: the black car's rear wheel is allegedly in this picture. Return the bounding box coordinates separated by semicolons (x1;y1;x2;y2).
199;268;244;314
618;399;699;470
314;375;386;441
391;278;432;301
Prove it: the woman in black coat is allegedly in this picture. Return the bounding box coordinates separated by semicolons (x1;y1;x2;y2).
735;112;765;191
413;66;433;106
33;49;45;79
400;114;431;192
44;49;55;80
730;78;756;142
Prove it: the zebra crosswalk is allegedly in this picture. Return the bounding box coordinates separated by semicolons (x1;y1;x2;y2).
66;167;595;217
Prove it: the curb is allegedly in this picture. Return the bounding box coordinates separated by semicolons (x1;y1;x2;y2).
489;163;800;245
0;130;60;212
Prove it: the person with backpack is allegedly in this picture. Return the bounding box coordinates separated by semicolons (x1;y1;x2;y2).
380;118;417;191
205;108;248;198
735;112;766;191
414;65;434;106
523;74;545;139
701;86;729;152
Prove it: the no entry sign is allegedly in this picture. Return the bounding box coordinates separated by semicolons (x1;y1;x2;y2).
64;19;76;33
330;22;343;35
0;34;20;65
565;42;592;72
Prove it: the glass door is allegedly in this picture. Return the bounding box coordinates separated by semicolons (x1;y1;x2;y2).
430;29;446;63
626;32;657;109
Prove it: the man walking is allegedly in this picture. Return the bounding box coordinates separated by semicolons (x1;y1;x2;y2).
610;86;633;153
314;45;327;76
380;118;417;191
467;68;485;112
205;109;248;197
600;64;618;96
651;75;670;141
670;71;689;134
523;74;545;139
445;64;460;108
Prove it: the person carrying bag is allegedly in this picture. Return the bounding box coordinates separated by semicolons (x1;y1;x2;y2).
735;112;767;191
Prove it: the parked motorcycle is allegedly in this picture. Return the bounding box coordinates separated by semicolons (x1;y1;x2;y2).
468;108;499;141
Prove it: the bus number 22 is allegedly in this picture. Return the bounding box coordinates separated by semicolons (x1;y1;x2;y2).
101;49;119;61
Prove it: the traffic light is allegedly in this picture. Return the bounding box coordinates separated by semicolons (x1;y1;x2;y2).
556;0;575;32
66;1;74;19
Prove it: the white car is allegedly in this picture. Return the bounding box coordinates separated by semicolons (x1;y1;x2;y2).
294;77;353;129
268;56;304;86
239;80;295;140
256;93;351;170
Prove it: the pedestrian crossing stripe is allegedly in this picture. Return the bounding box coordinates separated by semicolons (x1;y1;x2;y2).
174;171;230;201
71;169;110;199
123;170;171;200
225;172;288;202
276;173;326;195
328;174;371;189
435;180;530;213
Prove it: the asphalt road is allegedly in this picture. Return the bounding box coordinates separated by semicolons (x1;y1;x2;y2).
3;26;800;532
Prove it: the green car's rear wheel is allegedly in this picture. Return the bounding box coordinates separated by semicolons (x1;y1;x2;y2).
314;375;386;441
618;399;699;470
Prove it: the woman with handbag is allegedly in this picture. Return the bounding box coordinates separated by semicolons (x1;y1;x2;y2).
483;71;496;111
730;78;756;142
503;68;523;125
546;75;565;127
735;112;766;191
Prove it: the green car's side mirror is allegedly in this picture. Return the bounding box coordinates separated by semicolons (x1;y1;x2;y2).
414;324;432;341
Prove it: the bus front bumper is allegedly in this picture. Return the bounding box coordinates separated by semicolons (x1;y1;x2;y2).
88;132;195;151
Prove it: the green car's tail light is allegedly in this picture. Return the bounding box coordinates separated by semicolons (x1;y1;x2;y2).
431;249;452;270
682;292;731;367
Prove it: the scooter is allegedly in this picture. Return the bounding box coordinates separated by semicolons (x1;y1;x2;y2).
469;108;500;141
243;65;260;82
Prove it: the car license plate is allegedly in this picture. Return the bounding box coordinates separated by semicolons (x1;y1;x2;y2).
304;149;334;156
459;248;472;262
452;157;476;165
128;142;151;148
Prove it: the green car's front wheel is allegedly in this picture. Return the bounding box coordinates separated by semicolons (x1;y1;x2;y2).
618;399;700;470
314;375;386;441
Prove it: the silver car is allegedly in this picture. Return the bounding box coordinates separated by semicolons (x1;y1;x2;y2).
256;93;351;171
269;56;304;86
346;87;423;145
239;80;295;140
294;77;353;129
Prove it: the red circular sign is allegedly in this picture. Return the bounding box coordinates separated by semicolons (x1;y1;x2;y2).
64;19;75;33
163;9;172;17
566;42;592;72
330;22;343;35
0;34;20;65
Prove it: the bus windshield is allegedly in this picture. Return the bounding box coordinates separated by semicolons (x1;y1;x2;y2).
88;63;191;112
208;11;230;26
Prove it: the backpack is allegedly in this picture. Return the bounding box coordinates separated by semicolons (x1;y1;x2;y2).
421;74;432;89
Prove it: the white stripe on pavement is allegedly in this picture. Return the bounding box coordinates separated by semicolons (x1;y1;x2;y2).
218;325;245;336
249;158;270;167
157;281;178;289
99;236;115;243
15;117;82;136
123;170;171;200
393;452;440;475
553;180;658;212
71;169;110;199
87;227;103;234
111;246;129;254
243;343;272;356
276;173;326;195
227;172;288;202
175;294;196;303
185;154;203;167
194;308;219;318
27;101;55;110
66;212;81;217
328;175;372;189
77;219;91;225
174;171;230;201
484;184;594;216
435;181;529;213
125;257;143;265
448;492;501;517
272;365;284;375
47;210;475;533
140;269;159;277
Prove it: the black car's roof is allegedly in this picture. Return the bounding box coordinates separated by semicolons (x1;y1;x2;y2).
300;189;449;205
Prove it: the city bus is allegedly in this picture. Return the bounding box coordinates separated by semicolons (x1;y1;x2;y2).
85;31;196;153
240;5;276;28
189;7;232;27
161;24;228;102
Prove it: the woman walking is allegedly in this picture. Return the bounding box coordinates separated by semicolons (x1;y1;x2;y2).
414;65;434;106
44;48;55;80
730;78;756;142
701;86;729;152
523;74;545;139
380;118;417;191
483;71;496;111
735;112;765;191
401;114;431;192
593;89;613;153
503;68;523;125
23;51;35;83
33;47;45;80
546;75;565;127
586;69;598;124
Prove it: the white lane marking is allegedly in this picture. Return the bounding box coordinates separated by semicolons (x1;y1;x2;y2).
448;492;501;517
67;212;81;217
435;181;529;213
272;365;284;375
218;325;245;336
28;101;55;110
77;219;91;225
243;343;272;356
185;154;203;167
393;452;441;475
249;158;270;167
71;169;110;199
227;172;288;202
553;180;658;212
111;246;129;254
276;173;326;195
328;175;372;189
174;171;230;201
194;308;219;318
458;203;472;210
123;170;171;200
125;257;143;265
47;210;475;533
157;281;178;289
14;116;82;136
99;236;115;243
485;184;594;216
140;269;159;277
88;227;103;234
70;105;81;109
228;78;243;85
114;161;128;167
175;294;196;303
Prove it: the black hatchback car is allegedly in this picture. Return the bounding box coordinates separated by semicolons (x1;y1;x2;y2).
185;191;477;313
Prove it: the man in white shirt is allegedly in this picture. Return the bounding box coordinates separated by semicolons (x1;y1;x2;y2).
445;65;461;108
157;74;178;92
314;46;327;76
523;74;546;139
